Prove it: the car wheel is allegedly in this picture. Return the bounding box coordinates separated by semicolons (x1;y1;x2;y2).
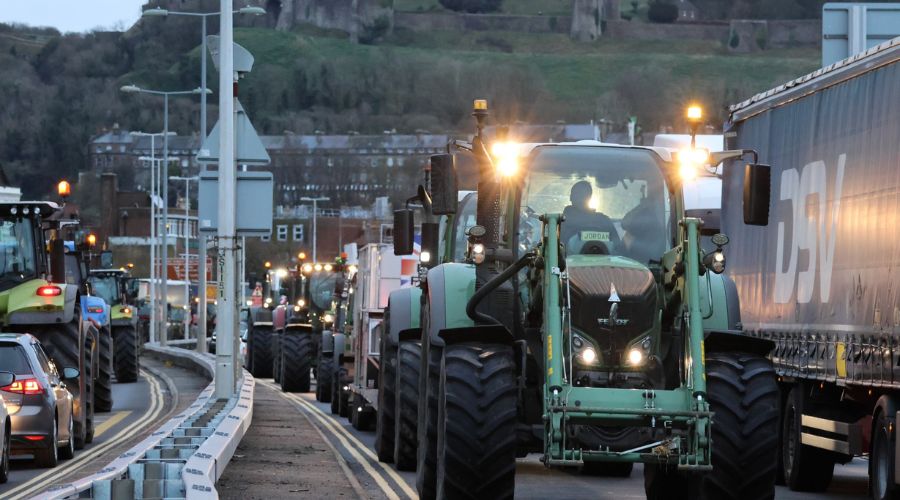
59;410;75;460
35;417;58;468
0;420;10;484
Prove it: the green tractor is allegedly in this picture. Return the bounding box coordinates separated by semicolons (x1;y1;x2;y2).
390;101;779;499
0;201;97;448
87;269;140;383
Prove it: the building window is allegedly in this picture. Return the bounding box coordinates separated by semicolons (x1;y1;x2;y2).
261;233;270;242
293;224;304;242
277;224;288;241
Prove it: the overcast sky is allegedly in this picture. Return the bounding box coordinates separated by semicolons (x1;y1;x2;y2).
0;0;147;33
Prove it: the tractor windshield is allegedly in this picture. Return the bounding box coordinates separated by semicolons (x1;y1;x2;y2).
0;217;38;287
520;146;673;265
310;273;338;311
88;276;120;305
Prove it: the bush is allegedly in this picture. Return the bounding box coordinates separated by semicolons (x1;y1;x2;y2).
647;2;678;23
438;0;503;13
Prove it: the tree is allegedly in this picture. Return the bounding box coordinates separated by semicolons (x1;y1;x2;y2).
438;0;503;14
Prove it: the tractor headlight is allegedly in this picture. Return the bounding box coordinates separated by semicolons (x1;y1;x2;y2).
703;249;726;274
625;336;652;366
581;347;597;364
491;142;520;178
420;250;431;264
573;334;600;366
627;348;643;365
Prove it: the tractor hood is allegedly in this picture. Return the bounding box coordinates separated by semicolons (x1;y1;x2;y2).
566;255;657;348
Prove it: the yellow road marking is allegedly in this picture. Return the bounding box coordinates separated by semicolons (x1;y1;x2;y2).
3;371;164;499
94;411;132;438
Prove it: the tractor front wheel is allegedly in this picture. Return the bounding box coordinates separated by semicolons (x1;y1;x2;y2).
112;325;139;383
316;351;334;403
375;335;397;463
280;334;313;392
394;340;421;470
95;327;113;412
436;343;517;499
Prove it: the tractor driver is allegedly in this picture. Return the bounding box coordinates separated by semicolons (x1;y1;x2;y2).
561;180;621;255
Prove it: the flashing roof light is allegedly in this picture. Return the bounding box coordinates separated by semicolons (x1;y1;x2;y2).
473;99;488;111
87;234;97;246
686;105;703;123
314;263;323;272
491;142;519;177
264;261;271;268
298;252;306;260
57;180;71;198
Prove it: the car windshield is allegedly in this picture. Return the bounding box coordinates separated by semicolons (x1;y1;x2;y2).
0;217;37;285
520;146;673;265
88;276;120;304
0;343;33;376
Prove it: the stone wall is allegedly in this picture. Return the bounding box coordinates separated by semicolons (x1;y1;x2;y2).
274;0;393;42
605;20;730;41
727;19;820;52
393;12;571;34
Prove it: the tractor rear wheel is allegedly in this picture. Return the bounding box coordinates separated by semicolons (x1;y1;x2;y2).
436;343;517;499
394;340;421;470
375;335;397;463
95;327;113;413
646;352;779;500
112;325;139;383
280;334;312;392
416;342;441;500
330;366;342;415
272;332;282;384
316;352;334;403
248;325;273;378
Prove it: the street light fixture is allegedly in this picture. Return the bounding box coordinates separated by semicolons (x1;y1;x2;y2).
122;87;211;346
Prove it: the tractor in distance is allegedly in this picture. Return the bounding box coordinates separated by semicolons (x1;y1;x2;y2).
391;100;779;499
87;268;140;383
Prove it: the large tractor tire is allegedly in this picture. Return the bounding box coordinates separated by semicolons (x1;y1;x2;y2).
248;325;273;378
416;341;441;500
394;340;421;470
782;386;835;492
280;334;313;392
95;327;113;413
271;332;282;384
375;336;397;463
435;343;517;499
112;325;139;383
316;352;334;403
330;365;342;415
644;352;779;500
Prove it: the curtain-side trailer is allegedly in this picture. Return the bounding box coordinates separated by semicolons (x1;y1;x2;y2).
722;38;900;498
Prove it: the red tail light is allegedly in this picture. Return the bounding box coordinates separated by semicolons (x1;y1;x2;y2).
24;435;45;441
2;378;44;395
37;285;62;297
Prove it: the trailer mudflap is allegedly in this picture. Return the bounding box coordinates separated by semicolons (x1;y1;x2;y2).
801;414;865;456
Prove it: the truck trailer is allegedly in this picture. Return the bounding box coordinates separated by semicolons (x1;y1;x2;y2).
722;37;900;498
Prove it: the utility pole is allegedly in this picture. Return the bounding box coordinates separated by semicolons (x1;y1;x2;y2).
301;196;329;262
215;0;237;399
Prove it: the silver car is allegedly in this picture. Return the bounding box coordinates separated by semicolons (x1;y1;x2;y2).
0;333;78;468
0;371;14;483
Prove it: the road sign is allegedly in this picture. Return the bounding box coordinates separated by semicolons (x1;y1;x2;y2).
164;256;213;281
198;171;274;236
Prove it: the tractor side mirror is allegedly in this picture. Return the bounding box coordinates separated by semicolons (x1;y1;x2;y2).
0;372;14;388
49;239;66;284
393;209;415;256
421;222;440;268
743;163;771;226
430;154;458;215
62;367;80;380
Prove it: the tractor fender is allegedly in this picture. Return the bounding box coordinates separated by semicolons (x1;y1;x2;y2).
333;332;348;366
704;329;774;357
273;305;287;331
321;329;335;355
250;306;273;327
284;323;313;336
8;281;77;325
700;272;741;332
387;287;422;344
424;263;477;347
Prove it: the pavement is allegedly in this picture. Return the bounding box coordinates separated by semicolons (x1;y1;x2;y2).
0;356;208;499
220;378;872;500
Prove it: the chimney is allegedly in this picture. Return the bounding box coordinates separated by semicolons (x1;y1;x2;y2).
101;173;118;239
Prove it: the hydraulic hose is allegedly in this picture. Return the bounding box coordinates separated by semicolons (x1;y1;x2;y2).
466;252;534;325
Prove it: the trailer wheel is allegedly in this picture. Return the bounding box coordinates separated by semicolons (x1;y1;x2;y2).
582;461;633;477
271;332;282;384
394;340;421;470
375;335;397;463
316;352;334;403
436;343;517;499
416;340;441;500
330;366;343;415
338;369;351;418
871;410;899;500
112;325;139;383
783;386;834;492
280;334;312;392
95;326;113;413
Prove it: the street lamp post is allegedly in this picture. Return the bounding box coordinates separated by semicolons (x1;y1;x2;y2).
171;175;198;342
122;85;210;346
133;131;175;345
301;197;329;262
